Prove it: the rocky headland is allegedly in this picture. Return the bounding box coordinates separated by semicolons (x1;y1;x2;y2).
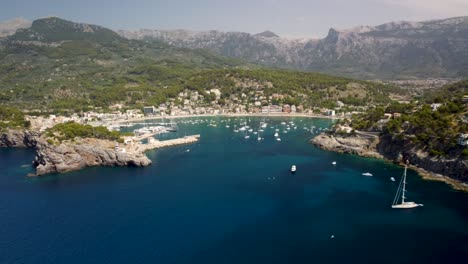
33;138;152;176
1;128;198;176
311;133;468;191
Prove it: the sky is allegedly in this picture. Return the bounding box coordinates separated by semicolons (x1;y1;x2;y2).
1;0;467;38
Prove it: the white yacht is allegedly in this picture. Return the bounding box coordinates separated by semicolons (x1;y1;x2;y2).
362;172;373;176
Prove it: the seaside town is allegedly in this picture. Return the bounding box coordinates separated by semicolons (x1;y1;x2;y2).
27;88;364;132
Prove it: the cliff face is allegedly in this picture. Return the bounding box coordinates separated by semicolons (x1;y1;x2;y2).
0;129;39;148
377;135;468;183
33;138;152;176
312;133;468;184
1;129;152;176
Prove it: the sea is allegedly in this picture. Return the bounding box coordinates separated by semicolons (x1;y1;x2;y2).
0;116;467;264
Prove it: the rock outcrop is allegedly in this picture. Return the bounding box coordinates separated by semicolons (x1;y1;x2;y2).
311;133;468;186
1;128;200;176
0;129;39;148
32;138;151;176
376;135;468;183
311;133;382;159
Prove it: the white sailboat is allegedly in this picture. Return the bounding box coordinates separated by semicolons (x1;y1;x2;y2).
392;165;423;209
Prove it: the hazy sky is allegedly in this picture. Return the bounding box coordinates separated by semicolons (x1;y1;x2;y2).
1;0;467;38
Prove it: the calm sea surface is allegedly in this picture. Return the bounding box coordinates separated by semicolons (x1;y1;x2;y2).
0;117;467;264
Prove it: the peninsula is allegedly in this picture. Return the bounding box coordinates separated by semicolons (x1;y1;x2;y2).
0;118;199;176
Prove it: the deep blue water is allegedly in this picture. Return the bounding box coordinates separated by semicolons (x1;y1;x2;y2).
1;116;467;264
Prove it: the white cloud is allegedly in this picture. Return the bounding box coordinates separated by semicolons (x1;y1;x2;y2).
378;0;468;17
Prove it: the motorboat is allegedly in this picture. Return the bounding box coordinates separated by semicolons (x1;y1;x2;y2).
291;165;297;173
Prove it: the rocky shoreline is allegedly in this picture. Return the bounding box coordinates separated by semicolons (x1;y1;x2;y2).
32;138;152;176
311;133;468;192
1;129;198;176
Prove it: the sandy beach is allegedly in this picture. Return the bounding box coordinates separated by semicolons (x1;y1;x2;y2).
114;112;341;124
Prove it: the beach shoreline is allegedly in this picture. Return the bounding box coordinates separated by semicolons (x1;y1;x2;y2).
113;112;341;124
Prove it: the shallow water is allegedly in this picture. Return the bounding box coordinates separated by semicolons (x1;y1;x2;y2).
1;117;467;263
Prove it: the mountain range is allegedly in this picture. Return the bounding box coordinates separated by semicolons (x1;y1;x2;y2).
0;17;250;110
2;17;399;113
2;16;467;80
118;16;468;79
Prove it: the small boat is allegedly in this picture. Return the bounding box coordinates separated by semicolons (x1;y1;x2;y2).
167;122;178;132
274;132;279;137
332;161;337;165
291;165;297;173
244;135;250;139
392;165;423;209
390;177;395;182
362;172;373;176
276;138;281;141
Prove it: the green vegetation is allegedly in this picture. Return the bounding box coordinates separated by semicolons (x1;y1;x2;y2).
350;80;468;157
45;122;123;143
0;17;402;114
184;69;400;108
0;106;30;132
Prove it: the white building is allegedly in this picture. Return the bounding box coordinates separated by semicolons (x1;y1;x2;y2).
431;103;442;111
291;105;297;113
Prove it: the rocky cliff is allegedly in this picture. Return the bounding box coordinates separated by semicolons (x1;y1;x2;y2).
311;133;468;188
32;138;151;176
0;129;39;148
1;129;152;176
311;133;382;159
119;16;468;79
376;135;468;183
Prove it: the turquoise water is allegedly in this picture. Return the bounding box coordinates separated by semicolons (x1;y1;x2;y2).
0;116;467;263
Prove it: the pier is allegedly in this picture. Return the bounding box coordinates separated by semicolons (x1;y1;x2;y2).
125;134;200;153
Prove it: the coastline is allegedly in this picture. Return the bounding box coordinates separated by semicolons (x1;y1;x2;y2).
410;165;468;192
311;133;468;192
113;112;341;124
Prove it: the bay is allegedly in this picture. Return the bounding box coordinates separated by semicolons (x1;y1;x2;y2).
0;117;467;263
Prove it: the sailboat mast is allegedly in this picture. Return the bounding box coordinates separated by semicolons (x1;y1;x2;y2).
402;165;407;203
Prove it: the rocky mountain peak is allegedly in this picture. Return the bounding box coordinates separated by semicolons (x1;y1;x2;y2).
10;17;123;43
255;30;279;38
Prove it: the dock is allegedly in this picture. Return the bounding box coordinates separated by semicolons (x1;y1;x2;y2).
125;134;200;153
